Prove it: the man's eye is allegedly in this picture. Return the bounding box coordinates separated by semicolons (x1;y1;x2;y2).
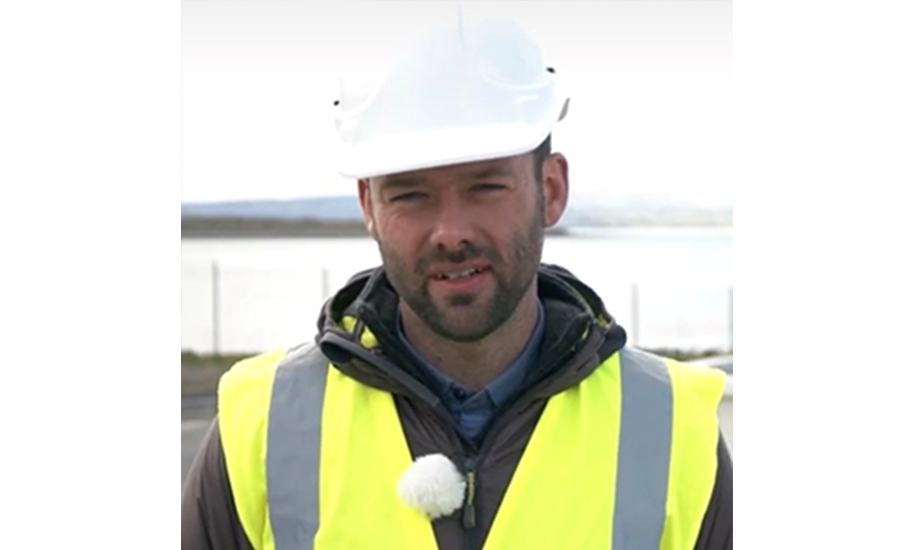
390;192;426;203
474;184;505;193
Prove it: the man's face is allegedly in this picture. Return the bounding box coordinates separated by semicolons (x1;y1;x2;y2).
358;153;566;342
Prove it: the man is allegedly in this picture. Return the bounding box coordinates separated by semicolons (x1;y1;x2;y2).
182;14;732;550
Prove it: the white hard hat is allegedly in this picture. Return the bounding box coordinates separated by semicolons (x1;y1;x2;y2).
334;14;569;179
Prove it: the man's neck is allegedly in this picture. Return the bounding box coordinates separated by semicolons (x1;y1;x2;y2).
399;288;540;392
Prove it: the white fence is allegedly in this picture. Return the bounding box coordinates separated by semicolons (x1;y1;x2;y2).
181;261;734;355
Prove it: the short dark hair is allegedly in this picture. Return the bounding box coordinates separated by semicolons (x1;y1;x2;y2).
532;134;551;183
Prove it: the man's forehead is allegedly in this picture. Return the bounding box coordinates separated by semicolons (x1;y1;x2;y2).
371;154;530;186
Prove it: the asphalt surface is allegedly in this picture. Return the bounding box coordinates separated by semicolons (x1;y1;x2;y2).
182;395;216;491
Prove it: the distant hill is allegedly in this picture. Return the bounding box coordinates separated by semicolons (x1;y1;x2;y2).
181;196;362;221
181;195;731;238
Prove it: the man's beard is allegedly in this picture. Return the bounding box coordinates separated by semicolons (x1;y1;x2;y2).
380;216;544;343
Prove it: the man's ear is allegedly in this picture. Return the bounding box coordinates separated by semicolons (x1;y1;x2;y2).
541;153;569;228
357;178;378;239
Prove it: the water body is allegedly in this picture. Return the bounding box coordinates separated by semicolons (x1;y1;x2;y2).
181;227;733;354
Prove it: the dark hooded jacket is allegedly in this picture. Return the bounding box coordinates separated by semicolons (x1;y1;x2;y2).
182;264;732;550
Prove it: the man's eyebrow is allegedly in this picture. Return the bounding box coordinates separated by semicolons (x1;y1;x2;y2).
375;166;515;190
461;166;516;180
376;177;426;191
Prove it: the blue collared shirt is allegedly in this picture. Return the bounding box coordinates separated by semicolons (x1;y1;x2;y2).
396;301;546;445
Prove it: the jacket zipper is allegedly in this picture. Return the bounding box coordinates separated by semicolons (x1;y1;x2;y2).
463;455;478;550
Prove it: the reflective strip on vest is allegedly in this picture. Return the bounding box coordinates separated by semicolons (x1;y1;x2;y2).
267;343;327;550
613;348;673;549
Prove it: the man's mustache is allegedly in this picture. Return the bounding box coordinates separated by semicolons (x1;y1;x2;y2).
417;244;486;271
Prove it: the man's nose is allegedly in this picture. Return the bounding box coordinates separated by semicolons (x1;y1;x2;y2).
429;196;476;251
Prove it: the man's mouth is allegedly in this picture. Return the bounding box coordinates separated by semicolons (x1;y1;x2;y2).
431;267;489;281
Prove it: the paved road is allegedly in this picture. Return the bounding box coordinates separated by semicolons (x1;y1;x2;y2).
182;396;216;492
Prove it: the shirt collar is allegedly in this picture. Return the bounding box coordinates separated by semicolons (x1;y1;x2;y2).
396;300;546;406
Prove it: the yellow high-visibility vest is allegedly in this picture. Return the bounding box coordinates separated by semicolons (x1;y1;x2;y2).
218;344;725;550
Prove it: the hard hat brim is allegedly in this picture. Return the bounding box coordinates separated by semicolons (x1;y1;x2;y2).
337;98;569;180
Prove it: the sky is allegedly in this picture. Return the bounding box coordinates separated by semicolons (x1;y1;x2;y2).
182;0;733;207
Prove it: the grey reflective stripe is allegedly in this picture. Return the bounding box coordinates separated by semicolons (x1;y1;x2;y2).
613;348;673;550
267;343;328;550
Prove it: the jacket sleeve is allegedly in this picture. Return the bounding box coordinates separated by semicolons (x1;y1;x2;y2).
181;417;256;550
693;433;733;550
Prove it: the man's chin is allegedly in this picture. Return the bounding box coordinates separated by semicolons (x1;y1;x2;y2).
432;311;500;342
433;326;493;344
443;293;479;308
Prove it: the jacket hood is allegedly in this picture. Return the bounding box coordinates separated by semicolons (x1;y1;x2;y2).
315;263;627;402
